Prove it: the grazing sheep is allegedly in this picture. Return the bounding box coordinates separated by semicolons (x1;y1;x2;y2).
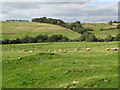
71;81;79;84
29;50;33;53
59;50;63;52
86;48;91;51
35;46;37;47
106;45;109;48
105;48;111;51
112;48;118;51
63;50;68;53
75;49;77;52
53;50;56;53
48;50;51;52
23;49;28;52
18;57;22;60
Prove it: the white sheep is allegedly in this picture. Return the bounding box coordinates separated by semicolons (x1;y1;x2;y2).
29;50;33;53
75;49;77;52
23;49;28;52
59;50;63;52
112;48;118;51
48;50;51;52
63;50;68;53
53;50;56;53
105;48;110;51
86;48;91;51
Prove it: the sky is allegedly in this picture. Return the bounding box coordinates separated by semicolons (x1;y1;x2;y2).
1;0;119;23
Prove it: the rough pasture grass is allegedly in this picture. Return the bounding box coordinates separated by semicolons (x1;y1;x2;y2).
2;22;118;41
2;21;80;40
82;23;118;39
2;42;118;88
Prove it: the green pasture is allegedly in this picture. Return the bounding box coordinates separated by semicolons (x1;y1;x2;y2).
2;22;118;41
2;42;118;88
2;21;80;40
82;23;118;39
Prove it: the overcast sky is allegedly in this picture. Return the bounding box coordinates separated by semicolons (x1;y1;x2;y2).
1;0;119;23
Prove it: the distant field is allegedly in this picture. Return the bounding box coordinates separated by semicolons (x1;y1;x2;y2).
82;23;118;39
2;22;118;41
2;21;80;40
2;42;118;88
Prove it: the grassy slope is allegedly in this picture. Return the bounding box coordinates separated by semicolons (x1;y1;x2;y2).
2;42;118;88
2;22;118;40
82;23;118;39
2;21;80;40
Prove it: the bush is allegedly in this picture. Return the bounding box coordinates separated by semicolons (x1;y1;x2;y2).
105;35;114;42
85;34;97;42
79;33;97;42
35;35;48;42
2;34;69;44
47;34;69;42
114;34;120;41
116;24;120;29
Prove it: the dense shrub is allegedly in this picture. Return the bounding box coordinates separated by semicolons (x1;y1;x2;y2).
116;24;120;29
47;34;69;42
79;33;97;42
114;34;120;41
85;34;98;42
32;17;65;26
105;35;114;42
2;34;69;44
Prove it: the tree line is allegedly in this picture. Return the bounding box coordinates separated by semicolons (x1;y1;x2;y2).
32;17;91;34
108;21;120;26
2;33;120;44
79;33;120;42
2;34;69;44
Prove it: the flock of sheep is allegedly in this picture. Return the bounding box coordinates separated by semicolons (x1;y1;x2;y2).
21;47;118;53
46;47;118;53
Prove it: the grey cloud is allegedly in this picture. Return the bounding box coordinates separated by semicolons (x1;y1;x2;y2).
2;0;100;2
1;2;118;22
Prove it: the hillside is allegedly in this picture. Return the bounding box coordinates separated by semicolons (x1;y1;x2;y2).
2;21;80;40
2;22;118;41
82;23;118;39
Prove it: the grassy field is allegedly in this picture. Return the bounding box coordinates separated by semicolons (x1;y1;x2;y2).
2;21;80;40
2;22;118;41
82;23;118;39
2;42;118;88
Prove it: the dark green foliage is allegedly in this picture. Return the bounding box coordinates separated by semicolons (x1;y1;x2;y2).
21;35;34;43
114;34;120;41
108;21;120;25
65;23;74;30
61;36;69;42
32;17;65;26
79;34;89;41
2;39;11;44
108;21;113;25
47;34;69;42
116;24;120;29
100;28;117;31
79;33;97;42
105;35;114;42
75;21;81;24
85;34;97;42
31;17;87;34
97;38;105;42
35;34;48;42
38;52;56;55
2;34;69;44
